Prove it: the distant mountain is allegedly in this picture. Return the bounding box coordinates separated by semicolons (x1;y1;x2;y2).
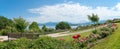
39;22;58;26
78;20;106;26
38;20;106;26
39;22;79;26
68;23;79;26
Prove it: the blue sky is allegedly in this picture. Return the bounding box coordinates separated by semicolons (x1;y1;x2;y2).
0;0;120;23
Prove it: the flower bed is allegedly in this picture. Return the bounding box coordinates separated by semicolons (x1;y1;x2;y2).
0;23;118;49
71;23;118;49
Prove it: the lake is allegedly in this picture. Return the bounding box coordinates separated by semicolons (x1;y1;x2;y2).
39;25;78;29
39;20;106;29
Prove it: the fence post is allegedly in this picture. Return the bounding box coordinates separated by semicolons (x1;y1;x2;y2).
8;33;9;41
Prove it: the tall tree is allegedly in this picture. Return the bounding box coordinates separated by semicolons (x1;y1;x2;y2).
55;21;71;30
88;13;99;25
88;14;99;29
106;19;113;23
29;22;40;33
14;17;28;32
0;16;13;30
42;25;48;32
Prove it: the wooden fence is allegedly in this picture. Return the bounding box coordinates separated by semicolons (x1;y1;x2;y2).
8;33;40;39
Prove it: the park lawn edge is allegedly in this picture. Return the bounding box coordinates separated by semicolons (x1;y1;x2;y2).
92;23;120;49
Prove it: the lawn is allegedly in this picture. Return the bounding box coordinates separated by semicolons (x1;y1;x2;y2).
56;26;102;42
92;23;120;49
56;30;92;42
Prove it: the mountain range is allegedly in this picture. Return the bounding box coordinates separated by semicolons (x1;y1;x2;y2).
39;20;106;26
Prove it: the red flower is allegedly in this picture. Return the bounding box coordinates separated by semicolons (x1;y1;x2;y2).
76;34;81;37
72;34;81;39
72;35;78;39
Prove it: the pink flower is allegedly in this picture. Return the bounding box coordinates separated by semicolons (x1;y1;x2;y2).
59;38;65;41
75;39;79;42
112;23;117;26
80;37;87;42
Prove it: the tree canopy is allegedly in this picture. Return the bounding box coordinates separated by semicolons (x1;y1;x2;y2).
55;21;71;30
29;22;40;33
0;16;13;30
14;17;28;32
42;25;48;32
88;13;99;24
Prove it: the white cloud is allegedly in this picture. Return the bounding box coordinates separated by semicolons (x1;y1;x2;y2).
115;3;120;10
28;2;120;23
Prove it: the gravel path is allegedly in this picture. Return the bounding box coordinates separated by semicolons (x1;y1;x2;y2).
46;26;103;37
0;26;103;42
0;36;8;42
0;36;16;42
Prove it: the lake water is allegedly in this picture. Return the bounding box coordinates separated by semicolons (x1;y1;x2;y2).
39;20;106;29
39;26;78;29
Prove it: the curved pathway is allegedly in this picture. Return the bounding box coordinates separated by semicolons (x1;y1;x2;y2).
46;26;103;37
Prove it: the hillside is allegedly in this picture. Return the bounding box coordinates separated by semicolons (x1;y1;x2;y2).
92;23;120;49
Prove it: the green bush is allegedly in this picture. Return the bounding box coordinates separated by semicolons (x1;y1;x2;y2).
100;27;109;31
29;22;41;33
4;38;32;49
0;37;79;49
92;30;98;34
0;29;9;35
55;21;71;30
0;23;117;49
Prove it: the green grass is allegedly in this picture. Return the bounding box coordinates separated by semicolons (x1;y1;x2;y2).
56;31;92;42
92;23;120;49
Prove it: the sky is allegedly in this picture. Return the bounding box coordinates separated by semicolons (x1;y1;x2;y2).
0;0;120;24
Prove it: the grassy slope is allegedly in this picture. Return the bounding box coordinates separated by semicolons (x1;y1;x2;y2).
56;31;92;42
56;26;102;42
92;23;120;49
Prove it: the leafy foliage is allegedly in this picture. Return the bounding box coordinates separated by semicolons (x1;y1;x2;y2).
0;23;118;49
55;21;71;30
42;25;48;32
42;25;55;33
92;30;98;34
92;23;120;49
0;37;77;49
88;14;99;24
29;22;40;33
13;17;28;32
0;16;13;30
106;19;113;23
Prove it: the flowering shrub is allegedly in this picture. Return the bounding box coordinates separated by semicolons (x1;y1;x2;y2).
72;34;81;39
0;37;80;49
59;38;65;41
112;23;118;29
71;23;118;49
92;30;98;34
0;23;118;49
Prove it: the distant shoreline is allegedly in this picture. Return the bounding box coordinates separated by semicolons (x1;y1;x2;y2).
39;20;106;29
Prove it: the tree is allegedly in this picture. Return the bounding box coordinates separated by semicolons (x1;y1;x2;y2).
55;21;71;30
0;16;13;30
106;20;113;23
14;17;28;32
42;25;48;32
88;14;99;29
88;13;99;25
29;22;40;33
